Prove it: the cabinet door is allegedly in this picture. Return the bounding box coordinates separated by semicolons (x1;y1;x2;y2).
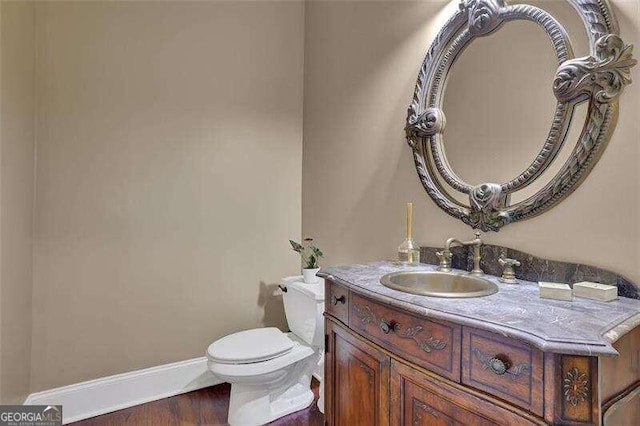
325;319;390;426
390;360;542;426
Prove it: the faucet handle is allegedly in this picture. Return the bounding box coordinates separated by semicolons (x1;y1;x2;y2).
436;249;452;272
436;249;452;260
498;255;520;284
472;231;483;247
498;255;520;267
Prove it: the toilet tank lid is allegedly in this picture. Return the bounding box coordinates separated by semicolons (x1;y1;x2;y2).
207;328;294;364
282;276;324;301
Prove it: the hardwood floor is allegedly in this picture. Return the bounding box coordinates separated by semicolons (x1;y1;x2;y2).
70;379;324;426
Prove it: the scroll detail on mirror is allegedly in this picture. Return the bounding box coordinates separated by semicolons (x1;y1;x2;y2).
554;34;636;103
406;0;637;231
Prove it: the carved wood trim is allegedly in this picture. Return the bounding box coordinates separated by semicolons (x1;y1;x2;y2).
557;355;599;424
352;303;378;325
412;399;442;424
352;358;375;385
563;367;589;407
395;325;447;353
352;302;447;354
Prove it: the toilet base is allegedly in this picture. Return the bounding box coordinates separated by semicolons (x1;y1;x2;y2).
220;348;319;426
227;373;315;425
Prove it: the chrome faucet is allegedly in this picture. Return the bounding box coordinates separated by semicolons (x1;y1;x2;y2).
436;231;484;276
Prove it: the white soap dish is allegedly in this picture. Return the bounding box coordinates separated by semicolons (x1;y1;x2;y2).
539;282;572;301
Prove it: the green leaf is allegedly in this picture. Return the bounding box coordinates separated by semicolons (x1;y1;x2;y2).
307;254;317;269
289;239;304;253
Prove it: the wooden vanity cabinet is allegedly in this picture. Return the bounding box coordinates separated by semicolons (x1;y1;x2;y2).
324;280;640;425
325;317;542;426
325;320;390;426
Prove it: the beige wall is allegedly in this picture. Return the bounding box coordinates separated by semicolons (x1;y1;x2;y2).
0;0;36;404
32;1;304;391
303;0;640;284
1;0;637;397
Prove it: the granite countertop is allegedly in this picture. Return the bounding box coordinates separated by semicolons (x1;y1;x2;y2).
319;261;640;356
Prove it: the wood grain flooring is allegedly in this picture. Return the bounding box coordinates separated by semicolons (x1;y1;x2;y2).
69;379;324;426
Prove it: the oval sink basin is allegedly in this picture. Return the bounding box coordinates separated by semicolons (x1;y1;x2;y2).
380;271;498;298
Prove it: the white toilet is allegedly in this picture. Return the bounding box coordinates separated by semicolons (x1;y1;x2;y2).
206;276;325;425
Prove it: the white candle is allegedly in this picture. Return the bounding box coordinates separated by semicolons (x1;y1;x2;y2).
406;202;413;239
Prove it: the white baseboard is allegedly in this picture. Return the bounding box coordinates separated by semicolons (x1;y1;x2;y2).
24;357;222;424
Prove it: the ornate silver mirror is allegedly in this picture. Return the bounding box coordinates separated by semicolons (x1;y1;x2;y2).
405;0;637;231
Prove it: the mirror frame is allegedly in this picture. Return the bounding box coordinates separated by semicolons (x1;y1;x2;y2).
405;0;637;231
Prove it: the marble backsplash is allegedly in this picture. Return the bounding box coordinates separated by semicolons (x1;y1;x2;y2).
420;244;640;300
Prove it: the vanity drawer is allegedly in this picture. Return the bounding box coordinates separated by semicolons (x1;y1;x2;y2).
461;327;544;417
325;280;349;324
349;293;461;381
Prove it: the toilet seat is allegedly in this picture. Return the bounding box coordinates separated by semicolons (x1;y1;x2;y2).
208;342;315;380
207;327;294;364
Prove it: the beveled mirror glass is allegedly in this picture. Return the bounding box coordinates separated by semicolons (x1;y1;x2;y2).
405;0;637;231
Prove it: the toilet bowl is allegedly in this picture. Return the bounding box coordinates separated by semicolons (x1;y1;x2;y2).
207;277;324;425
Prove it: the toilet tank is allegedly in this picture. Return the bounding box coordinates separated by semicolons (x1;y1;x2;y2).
282;276;325;348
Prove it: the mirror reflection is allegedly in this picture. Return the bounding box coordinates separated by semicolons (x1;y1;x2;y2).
442;20;559;186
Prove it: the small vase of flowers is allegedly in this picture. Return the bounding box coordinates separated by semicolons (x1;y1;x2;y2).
289;238;324;284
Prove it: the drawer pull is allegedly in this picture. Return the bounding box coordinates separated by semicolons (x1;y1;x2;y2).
472;347;530;379
379;320;392;334
489;358;508;375
331;295;346;305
